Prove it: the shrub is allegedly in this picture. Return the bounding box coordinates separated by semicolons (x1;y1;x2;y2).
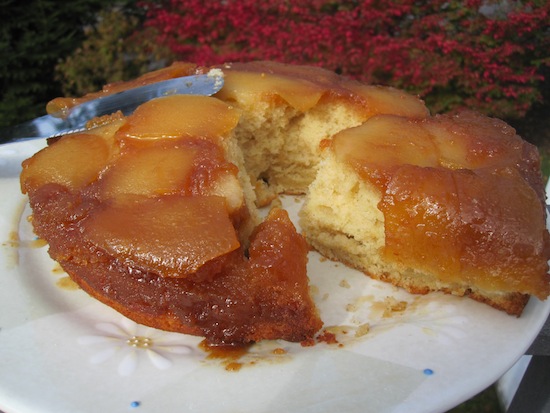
55;6;174;96
0;0;114;127
141;0;550;119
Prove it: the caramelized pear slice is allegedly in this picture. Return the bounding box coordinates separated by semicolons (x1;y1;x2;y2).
100;140;198;199
216;70;324;111
354;84;430;119
21;133;110;194
117;95;240;140
333;115;438;186
82;195;240;278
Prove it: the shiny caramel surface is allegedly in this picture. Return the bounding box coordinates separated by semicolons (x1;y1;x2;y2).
216;61;429;118
333;111;550;297
22;95;247;282
117;95;240;139
21;91;322;344
28;182;321;344
82;195;241;278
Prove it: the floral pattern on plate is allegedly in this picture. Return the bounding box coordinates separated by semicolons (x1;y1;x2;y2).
78;317;202;376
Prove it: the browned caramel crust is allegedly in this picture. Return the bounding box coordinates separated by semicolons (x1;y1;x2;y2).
29;184;321;345
331;111;550;307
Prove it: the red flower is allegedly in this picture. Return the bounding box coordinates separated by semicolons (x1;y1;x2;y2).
139;0;549;118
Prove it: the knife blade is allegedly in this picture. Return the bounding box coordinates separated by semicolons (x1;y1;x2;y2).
0;73;224;145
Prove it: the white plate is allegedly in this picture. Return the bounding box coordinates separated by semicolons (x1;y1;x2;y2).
1;140;549;413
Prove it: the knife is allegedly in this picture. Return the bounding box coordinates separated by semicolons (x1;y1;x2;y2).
0;73;224;145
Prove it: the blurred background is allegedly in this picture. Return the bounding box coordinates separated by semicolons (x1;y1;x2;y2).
1;0;549;411
1;1;548;149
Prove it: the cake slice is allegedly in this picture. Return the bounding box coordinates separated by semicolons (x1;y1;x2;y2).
300;111;550;315
21;94;322;345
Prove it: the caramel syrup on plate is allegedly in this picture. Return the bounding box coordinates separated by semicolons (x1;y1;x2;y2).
199;340;251;372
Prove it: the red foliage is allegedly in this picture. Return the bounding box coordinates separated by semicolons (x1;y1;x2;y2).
140;0;550;118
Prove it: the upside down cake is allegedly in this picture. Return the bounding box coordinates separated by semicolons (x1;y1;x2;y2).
20;61;550;346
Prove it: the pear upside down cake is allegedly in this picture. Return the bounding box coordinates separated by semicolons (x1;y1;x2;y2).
20;61;550;345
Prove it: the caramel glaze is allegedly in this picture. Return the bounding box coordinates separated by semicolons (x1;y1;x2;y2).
334;111;550;299
199;340;251;372
216;61;429;118
22;90;323;346
28;183;321;345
